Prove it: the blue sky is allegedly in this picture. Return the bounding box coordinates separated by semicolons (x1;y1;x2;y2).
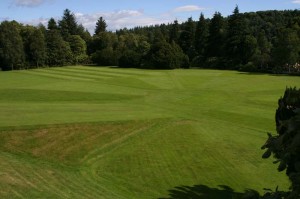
0;0;299;32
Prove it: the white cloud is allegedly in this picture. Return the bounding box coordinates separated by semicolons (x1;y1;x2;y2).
292;0;300;3
25;10;170;33
12;0;52;7
173;5;205;13
78;10;173;32
21;9;186;33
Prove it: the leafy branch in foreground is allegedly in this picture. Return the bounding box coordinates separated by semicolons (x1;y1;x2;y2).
261;87;300;199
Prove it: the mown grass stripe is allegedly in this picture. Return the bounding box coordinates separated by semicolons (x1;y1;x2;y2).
0;67;299;198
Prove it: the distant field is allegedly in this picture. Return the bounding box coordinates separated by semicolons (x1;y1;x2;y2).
0;66;299;198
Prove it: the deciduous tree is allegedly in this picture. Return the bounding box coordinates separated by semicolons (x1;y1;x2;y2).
29;29;47;67
0;21;25;70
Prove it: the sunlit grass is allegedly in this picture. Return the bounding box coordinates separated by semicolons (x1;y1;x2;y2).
0;66;299;198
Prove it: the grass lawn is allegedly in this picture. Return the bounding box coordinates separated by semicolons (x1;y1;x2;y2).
0;66;299;198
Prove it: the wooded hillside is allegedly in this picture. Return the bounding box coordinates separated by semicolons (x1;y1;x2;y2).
1;7;300;73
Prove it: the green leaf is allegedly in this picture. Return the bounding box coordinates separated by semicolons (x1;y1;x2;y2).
262;149;272;159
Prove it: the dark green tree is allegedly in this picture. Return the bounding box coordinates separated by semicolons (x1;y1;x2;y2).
241;35;259;65
119;49;141;68
20;25;35;66
59;9;78;40
153;28;166;43
205;12;226;68
179;17;195;59
143;40;188;69
0;21;25;70
68;35;87;64
46;29;73;66
261;87;300;199
89;31;118;54
206;12;225;58
254;30;272;70
226;6;249;66
95;17;107;35
272;28;300;73
169;20;180;43
193;13;209;67
48;18;58;30
91;47;118;66
77;24;92;43
29;29;47;67
195;13;208;56
116;32;151;68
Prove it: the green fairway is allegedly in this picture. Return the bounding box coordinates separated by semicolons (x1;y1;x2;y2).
0;66;299;198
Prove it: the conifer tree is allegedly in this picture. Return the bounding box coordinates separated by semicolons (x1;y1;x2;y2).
95;17;107;35
48;18;58;30
59;9;78;40
169;20;180;43
195;13;208;57
206;12;225;58
226;5;248;65
179;17;195;59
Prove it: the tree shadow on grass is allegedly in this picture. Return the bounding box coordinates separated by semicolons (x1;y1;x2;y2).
159;184;258;199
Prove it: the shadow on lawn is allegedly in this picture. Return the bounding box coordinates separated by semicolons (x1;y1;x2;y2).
238;71;300;76
159;184;259;199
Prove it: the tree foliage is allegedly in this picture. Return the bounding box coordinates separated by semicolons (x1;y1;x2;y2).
48;18;58;30
95;17;107;35
68;35;87;64
272;28;300;73
169;20;180;43
261;87;300;199
195;13;208;57
29;29;47;67
0;21;25;70
144;40;188;69
59;9;78;40
206;12;226;59
1;8;300;72
46;30;73;66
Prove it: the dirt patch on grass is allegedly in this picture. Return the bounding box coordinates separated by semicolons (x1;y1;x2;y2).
0;120;158;165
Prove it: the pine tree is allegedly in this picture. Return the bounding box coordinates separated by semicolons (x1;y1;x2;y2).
226;5;249;66
77;24;92;43
206;12;225;58
179;17;195;59
59;9;78;40
195;13;208;57
169;20;180;43
95;17;107;35
48;18;58;30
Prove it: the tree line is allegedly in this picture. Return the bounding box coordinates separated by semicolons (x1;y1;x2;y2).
1;7;300;73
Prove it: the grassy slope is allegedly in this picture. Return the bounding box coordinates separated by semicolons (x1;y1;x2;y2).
0;66;299;198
